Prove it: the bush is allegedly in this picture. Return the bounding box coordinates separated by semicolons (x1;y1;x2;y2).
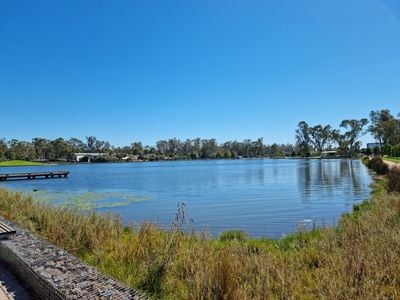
93;156;110;163
190;152;199;159
391;144;400;157
216;152;224;159
367;157;389;175
382;144;392;156
388;166;400;193
373;146;380;156
219;230;248;242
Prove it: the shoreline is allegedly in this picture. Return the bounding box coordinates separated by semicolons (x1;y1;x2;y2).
0;156;363;168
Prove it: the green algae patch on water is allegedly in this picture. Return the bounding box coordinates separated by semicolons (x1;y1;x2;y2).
28;190;151;210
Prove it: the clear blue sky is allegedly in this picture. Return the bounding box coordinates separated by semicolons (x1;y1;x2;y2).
0;0;399;146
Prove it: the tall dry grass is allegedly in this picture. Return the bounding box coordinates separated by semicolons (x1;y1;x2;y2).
388;166;400;192
1;180;400;299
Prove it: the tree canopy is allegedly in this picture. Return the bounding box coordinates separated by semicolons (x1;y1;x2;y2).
1;108;399;162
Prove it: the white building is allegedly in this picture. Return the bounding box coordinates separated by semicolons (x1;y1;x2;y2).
72;153;106;162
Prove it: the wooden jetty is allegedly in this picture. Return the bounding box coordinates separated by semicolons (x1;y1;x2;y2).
0;171;69;181
0;222;16;239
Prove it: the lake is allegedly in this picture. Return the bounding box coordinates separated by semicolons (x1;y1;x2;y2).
0;159;372;238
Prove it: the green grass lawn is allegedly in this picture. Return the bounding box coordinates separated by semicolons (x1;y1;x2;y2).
0;160;47;167
383;157;400;164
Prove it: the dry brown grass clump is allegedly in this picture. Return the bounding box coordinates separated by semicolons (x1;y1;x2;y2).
1;182;400;299
388;166;400;192
367;156;389;175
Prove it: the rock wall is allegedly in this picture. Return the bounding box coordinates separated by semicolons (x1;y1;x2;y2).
0;217;146;300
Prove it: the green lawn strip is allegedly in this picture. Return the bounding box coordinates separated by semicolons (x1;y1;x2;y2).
383;157;400;164
0;160;48;167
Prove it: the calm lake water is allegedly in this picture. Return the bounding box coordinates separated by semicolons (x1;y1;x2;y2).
0;159;372;238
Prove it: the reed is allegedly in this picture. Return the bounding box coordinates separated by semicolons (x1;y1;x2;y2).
0;179;400;299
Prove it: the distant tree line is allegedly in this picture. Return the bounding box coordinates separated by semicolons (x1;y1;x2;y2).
1;109;399;163
295;109;400;157
0;136;294;162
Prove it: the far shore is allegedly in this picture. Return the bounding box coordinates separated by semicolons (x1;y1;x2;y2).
0;156;370;168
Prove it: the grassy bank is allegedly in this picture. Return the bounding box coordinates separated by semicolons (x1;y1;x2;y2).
1;179;400;298
384;157;400;164
0;160;48;167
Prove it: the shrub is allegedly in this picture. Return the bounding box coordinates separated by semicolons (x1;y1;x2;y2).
361;156;369;165
219;230;248;242
367;157;389;175
373;146;380;156
223;150;232;159
93;156;110;163
190;152;199;159
391;144;400;157
382;144;392;156
388;166;400;193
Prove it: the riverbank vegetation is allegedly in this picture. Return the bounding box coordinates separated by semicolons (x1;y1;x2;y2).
1;109;399;163
1;168;400;298
362;156;389;175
